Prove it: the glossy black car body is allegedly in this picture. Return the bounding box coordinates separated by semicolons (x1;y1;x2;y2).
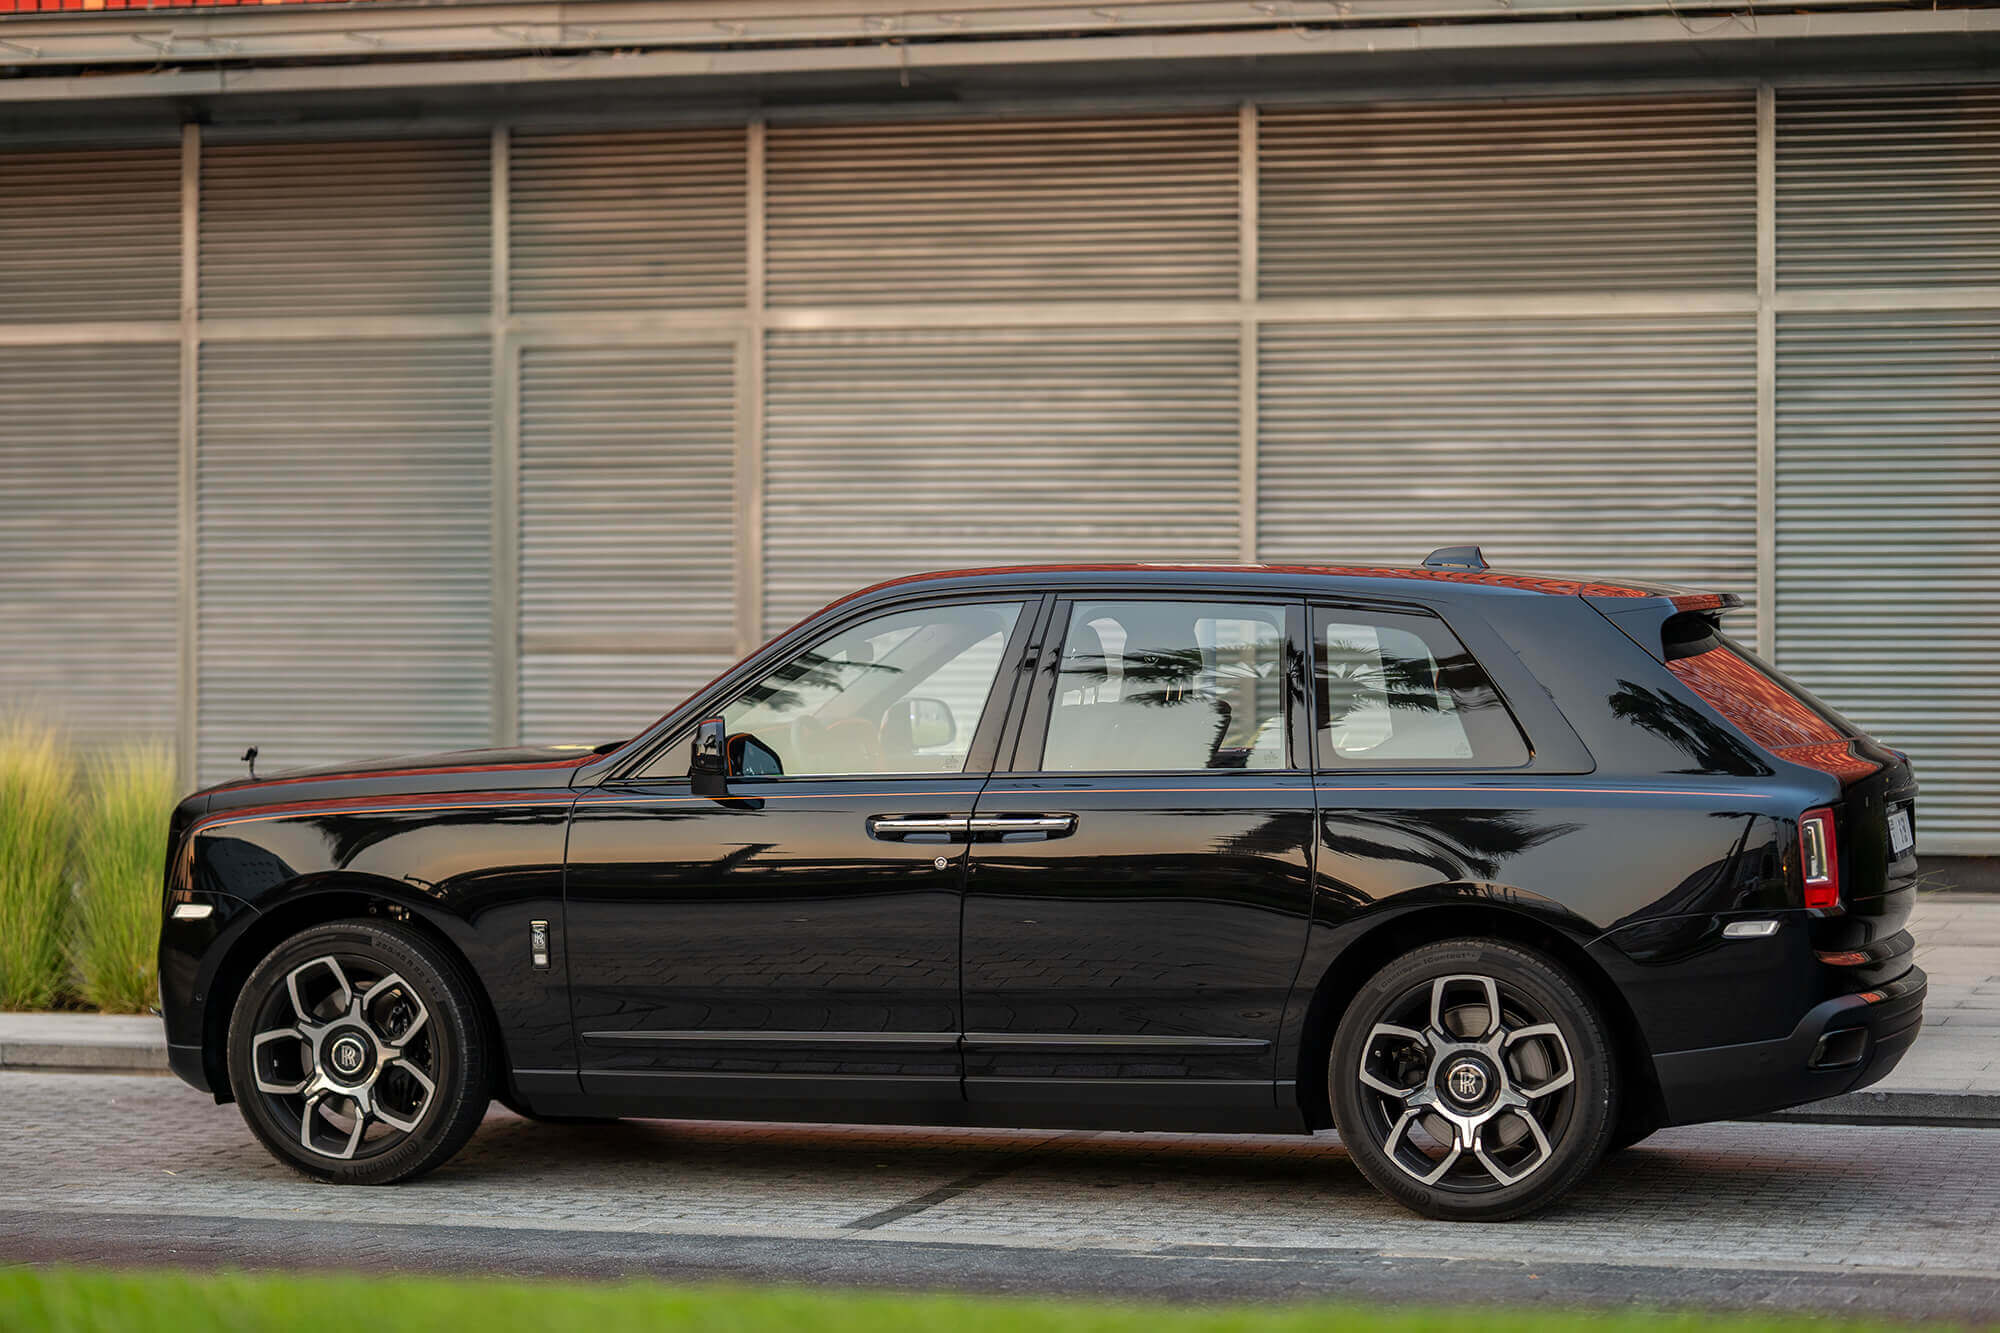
160;559;1924;1214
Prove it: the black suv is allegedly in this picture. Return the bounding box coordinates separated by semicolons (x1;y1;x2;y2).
159;550;1923;1219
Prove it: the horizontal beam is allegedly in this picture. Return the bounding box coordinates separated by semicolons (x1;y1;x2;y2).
0;0;1943;68
0;4;1993;103
11;284;2000;350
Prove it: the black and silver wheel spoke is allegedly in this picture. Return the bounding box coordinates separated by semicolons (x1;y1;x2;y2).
1355;970;1577;1192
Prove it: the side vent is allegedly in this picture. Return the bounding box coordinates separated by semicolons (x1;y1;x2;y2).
1422;545;1488;572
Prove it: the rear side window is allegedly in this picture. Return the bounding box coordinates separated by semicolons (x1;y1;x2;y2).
1042;600;1287;772
1313;608;1528;769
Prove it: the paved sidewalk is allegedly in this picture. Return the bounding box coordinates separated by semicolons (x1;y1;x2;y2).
1768;892;2000;1125
3;894;1995;1123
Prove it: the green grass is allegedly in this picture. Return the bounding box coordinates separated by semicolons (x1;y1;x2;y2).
0;1268;1939;1333
0;718;78;1010
71;742;177;1014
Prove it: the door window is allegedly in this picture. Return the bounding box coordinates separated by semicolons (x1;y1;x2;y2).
1314;609;1528;769
1042;600;1287;772
672;601;1024;778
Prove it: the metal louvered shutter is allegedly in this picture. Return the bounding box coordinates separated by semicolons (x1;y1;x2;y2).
197;339;491;784
1258;318;1760;638
0;345;179;747
0;146;181;322
1259;95;1755;296
510;130;746;314
1778;87;2000;289
519;345;738;743
763;327;1240;632
1775;313;2000;855
201;139;490;318
766;114;1239;305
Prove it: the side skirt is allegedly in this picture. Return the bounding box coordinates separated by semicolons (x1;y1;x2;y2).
510;1069;1310;1135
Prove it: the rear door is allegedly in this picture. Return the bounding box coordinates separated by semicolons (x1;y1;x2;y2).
959;591;1317;1119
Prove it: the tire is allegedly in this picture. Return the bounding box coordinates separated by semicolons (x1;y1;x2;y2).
227;918;491;1185
1329;938;1616;1221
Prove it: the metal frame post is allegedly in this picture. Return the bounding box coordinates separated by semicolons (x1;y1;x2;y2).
1237;101;1259;565
176;122;200;792
490;124;521;746
736;118;768;654
1756;82;1778;660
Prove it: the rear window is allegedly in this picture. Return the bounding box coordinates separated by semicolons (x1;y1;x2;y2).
1314;608;1529;769
1663;621;1875;780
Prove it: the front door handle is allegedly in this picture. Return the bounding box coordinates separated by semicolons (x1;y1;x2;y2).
968;813;1077;840
867;814;972;841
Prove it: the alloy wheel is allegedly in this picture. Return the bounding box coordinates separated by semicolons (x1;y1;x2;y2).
246;953;439;1161
1354;971;1577;1191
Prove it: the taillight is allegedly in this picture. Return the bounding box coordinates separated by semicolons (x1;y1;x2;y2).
1799;807;1840;909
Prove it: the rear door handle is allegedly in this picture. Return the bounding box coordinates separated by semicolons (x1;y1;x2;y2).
968;813;1077;840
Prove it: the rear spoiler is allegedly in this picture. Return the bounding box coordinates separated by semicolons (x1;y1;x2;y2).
1587;588;1744;663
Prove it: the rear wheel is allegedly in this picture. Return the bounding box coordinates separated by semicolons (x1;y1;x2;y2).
1330;938;1616;1221
227;919;490;1184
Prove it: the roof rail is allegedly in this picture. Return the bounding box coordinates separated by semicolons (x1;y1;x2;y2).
1421;545;1488;572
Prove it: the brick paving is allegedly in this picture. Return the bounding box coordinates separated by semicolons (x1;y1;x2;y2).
5;1072;1999;1281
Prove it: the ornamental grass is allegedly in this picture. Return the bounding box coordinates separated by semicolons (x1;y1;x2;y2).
72;742;177;1014
0;718;78;1010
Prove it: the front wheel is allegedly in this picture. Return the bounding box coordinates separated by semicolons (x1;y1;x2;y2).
1330;938;1616;1221
227;919;491;1184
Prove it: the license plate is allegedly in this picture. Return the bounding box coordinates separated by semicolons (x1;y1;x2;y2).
1888;807;1915;858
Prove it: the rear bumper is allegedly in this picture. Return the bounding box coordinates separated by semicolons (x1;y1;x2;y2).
1652;964;1925;1125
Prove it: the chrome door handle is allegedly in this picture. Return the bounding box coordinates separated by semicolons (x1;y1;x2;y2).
967;814;1077;839
867;814;972;841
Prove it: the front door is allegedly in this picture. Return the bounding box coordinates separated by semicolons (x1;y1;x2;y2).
960;594;1317;1119
563;596;1033;1110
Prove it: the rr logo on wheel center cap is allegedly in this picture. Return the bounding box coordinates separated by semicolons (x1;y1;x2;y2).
329;1035;366;1076
1445;1059;1488;1105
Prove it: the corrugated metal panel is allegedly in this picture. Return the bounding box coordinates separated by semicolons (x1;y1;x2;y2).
197;339;491;784
510;129;746;314
763;327;1240;632
1258;318;1759;638
1260;95;1756;297
0;345;178;747
519;345;738;743
766;114;1238;305
520;654;735;747
1778;87;2000;290
0;147;180;322
1776;312;2000;854
201;138;490;319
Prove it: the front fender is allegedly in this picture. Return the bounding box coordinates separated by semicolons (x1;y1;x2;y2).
165;791;575;1096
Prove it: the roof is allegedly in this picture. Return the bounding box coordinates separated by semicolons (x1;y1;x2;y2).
817;562;1717;618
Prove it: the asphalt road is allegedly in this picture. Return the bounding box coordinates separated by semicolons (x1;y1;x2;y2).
5;1072;1999;1322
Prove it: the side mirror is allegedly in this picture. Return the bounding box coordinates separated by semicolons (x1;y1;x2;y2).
690;717;727;794
899;696;956;751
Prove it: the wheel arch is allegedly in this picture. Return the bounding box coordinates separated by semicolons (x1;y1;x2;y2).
199;876;504;1105
1292;902;1664;1141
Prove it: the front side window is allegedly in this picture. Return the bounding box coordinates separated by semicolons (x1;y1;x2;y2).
657;601;1024;778
1042;600;1288;772
1315;609;1528;769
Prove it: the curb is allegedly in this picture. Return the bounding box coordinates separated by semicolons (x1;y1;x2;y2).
1762;1088;2000;1130
0;1016;171;1076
